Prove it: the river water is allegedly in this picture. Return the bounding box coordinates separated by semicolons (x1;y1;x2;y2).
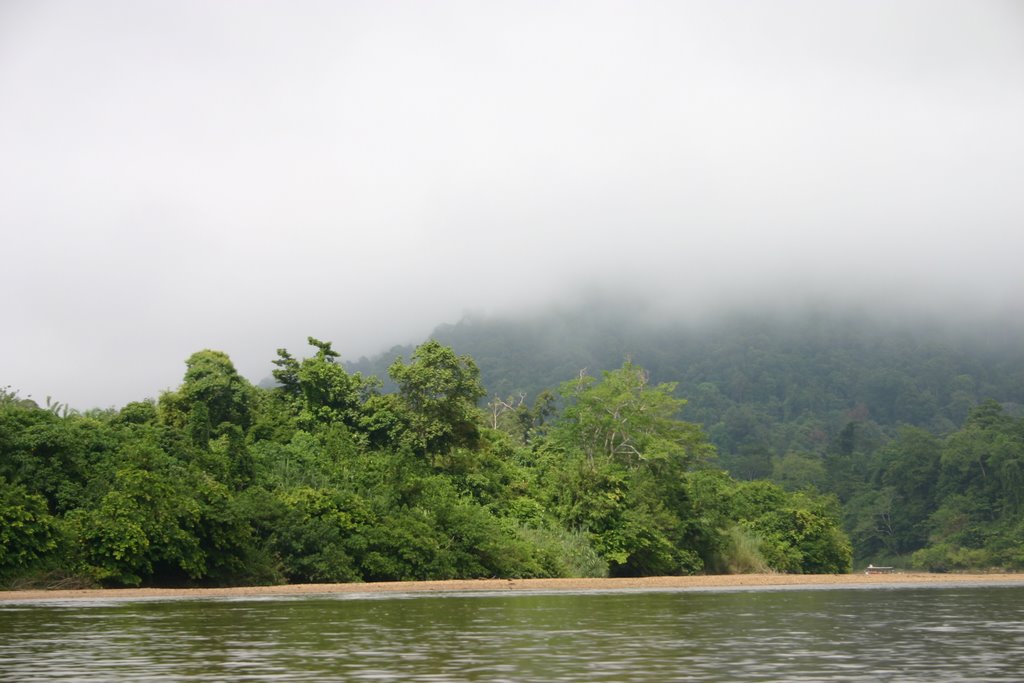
2;584;1023;681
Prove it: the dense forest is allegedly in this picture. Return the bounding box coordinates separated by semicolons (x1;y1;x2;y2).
4;305;1023;588
1;337;849;589
348;304;1024;572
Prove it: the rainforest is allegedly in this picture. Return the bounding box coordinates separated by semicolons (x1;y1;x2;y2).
3;306;1024;588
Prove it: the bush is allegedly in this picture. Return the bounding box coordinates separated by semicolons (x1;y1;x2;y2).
911;544;994;573
517;527;609;578
0;478;58;581
721;526;772;574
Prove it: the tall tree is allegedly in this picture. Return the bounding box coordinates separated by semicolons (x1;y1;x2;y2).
554;361;710;468
388;340;486;456
176;350;255;445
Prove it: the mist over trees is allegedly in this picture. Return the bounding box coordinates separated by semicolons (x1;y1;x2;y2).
6;2;1023;413
346;303;1024;570
5;2;1022;589
2;331;850;588
4;303;1024;588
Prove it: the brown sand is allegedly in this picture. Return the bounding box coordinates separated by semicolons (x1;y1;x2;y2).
4;573;1024;602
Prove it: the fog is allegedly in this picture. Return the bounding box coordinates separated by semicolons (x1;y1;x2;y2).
2;1;1022;409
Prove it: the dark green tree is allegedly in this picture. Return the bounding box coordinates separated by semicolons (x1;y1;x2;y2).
0;477;58;582
388;340;486;457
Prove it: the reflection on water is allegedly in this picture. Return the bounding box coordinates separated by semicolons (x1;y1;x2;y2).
2;585;1024;681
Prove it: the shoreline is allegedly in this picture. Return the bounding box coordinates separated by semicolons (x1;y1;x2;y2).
4;572;1024;603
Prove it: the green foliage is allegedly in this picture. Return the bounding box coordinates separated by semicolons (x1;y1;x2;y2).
269;338;379;434
910;543;995;573
0;340;863;588
49;429;258;587
683;471;851;573
720;526;771;574
347;306;1024;467
540;450;657;575
388;340;487;456
339;306;1024;572
771;452;827;491
0;477;58;581
840;403;1024;569
118;401;157;425
744;498;852;574
271;348;301;397
177;350;256;443
63;466;206;586
265;486;364;583
537;364;849;576
553;361;710;468
514;527;609;578
488;390;556;445
0;404;119;513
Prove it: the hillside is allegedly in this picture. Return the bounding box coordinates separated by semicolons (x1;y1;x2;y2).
6;304;1021;589
348;305;1024;465
344;304;1024;569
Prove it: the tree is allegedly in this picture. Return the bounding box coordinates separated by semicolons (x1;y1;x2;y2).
169;350;255;447
64;465;204;586
271;348;301;397
62;455;253;587
554;361;710;469
539;361;717;575
271;338;377;432
295;338;366;425
487;389;556;444
0;404;118;513
771;451;827;491
877;427;941;553
0;477;58;581
388;340;486;456
262;486;364;583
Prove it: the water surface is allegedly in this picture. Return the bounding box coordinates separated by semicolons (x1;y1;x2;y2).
2;584;1023;681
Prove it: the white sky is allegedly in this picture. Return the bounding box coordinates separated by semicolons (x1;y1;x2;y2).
2;1;1023;408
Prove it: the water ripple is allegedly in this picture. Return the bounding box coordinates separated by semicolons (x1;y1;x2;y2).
3;586;1024;681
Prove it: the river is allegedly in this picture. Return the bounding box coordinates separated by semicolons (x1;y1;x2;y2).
2;584;1023;681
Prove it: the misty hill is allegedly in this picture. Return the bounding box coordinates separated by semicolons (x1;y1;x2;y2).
347;303;1024;475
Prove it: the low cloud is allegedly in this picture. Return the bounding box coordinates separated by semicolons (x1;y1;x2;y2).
2;1;1022;408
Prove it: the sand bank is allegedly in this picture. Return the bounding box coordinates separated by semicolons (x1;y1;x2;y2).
4;573;1024;603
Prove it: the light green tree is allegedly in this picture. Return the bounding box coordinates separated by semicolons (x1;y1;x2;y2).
555;360;710;468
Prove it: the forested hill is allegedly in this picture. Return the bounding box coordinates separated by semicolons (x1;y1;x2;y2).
344;305;1024;572
4;305;1024;589
347;305;1024;465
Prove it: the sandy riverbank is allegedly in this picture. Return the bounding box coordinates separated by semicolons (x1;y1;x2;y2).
4;572;1024;602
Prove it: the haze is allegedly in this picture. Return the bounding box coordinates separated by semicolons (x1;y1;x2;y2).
2;1;1023;409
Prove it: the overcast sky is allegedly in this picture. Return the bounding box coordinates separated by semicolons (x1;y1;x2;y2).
2;1;1023;409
